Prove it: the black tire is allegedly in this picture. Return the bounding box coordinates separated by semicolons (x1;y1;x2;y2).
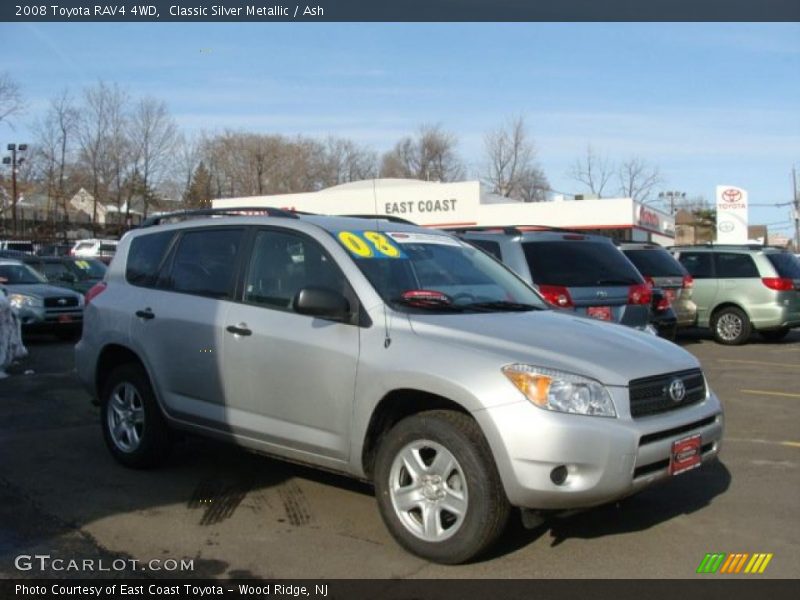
711;306;752;345
100;363;171;469
374;410;510;564
760;327;790;342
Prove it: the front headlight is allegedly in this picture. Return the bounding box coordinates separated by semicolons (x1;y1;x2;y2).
502;364;616;417
8;293;43;309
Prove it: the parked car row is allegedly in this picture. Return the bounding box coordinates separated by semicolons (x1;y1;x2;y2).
76;209;726;564
1;238;118;263
452;228;695;341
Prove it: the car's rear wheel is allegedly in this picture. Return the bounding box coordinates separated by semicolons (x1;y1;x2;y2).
101;363;171;468
374;410;510;564
760;327;790;342
711;306;751;345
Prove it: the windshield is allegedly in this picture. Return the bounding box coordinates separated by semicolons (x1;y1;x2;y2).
623;248;687;278
70;259;106;279
0;263;48;284
40;262;75;281
335;230;547;312
523;240;644;287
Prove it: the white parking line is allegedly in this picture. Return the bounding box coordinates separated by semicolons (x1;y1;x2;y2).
726;437;800;449
740;389;800;399
719;359;799;368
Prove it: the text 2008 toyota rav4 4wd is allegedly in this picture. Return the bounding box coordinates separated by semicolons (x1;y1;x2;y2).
76;210;724;564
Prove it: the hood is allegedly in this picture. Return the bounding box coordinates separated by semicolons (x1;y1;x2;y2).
407;309;699;386
5;283;83;299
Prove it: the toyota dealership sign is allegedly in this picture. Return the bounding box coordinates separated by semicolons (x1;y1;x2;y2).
716;185;748;244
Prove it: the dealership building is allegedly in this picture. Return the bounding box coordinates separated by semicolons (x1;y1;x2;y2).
212;178;676;246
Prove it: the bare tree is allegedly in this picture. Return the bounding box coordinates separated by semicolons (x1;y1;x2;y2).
167;132;202;204
33;89;79;232
78;82;115;228
617;157;662;202
380;124;464;182
0;72;25;128
483;116;548;201
322;137;377;186
569;145;613;198
517;167;550;203
102;84;132;226
128;96;178;217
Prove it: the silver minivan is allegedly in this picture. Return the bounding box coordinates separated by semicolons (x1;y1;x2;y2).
76;210;724;564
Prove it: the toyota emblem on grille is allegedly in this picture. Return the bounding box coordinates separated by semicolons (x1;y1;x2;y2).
596;290;608;298
668;378;686;403
57;298;67;305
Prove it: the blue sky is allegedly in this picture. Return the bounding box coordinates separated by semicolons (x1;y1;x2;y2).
1;22;798;231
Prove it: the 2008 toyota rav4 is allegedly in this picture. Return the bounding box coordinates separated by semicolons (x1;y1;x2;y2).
76;210;724;564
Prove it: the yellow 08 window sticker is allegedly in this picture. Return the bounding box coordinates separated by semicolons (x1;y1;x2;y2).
337;230;405;259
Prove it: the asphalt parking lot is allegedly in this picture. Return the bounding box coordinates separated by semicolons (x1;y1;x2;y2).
1;330;798;579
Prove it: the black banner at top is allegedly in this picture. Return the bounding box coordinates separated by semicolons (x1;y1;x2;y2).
2;0;800;22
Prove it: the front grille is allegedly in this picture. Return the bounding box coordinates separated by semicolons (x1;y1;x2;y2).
629;369;706;418
44;296;79;308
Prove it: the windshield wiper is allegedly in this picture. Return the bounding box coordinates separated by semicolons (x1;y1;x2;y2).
392;292;464;312
464;301;542;312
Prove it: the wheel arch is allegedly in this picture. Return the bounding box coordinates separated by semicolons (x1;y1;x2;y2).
710;301;750;322
95;344;152;401
360;389;472;480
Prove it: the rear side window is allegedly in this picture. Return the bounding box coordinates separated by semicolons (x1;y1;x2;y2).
623;248;687;277
714;253;759;278
469;239;502;261
522;241;643;287
126;232;175;287
677;252;713;279
166;229;244;298
766;253;800;279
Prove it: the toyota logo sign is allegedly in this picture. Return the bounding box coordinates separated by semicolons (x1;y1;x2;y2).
722;188;742;203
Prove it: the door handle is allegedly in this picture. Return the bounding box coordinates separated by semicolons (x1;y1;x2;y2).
226;324;252;336
135;309;155;320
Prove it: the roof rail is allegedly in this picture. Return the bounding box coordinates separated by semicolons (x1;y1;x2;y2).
669;242;771;250
139;207;299;228
443;224;588;236
442;225;524;236
340;214;418;225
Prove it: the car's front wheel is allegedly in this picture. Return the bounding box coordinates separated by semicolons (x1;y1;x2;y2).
374;410;510;564
711;306;752;345
101;363;171;468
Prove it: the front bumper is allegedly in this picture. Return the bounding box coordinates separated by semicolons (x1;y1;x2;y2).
474;387;723;510
17;306;83;330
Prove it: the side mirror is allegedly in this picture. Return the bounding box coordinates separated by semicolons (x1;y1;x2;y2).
293;287;350;321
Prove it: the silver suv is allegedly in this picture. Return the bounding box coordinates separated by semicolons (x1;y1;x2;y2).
671;245;800;345
76;210;724;564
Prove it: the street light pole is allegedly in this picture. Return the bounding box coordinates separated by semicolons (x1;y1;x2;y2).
3;143;27;236
657;190;686;215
